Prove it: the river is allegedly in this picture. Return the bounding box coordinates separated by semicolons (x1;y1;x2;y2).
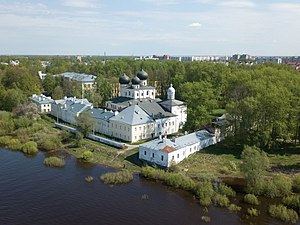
0;148;297;225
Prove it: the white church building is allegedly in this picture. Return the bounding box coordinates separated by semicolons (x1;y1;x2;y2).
33;69;187;143
105;69;187;142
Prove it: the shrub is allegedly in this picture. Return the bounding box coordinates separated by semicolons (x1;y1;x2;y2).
227;204;241;212
293;175;300;193
0;136;11;146
14;117;33;129
100;170;133;185
81;150;93;161
196;181;214;206
22;141;38;155
264;175;292;198
38;137;61;151
269;204;298;224
44;156;65;167
7;138;22;151
217;183;236;198
201;216;211;223
247;208;259;217
244;194;259;205
219;166;230;175
282;195;300;213
213;194;230;207
85;176;94;182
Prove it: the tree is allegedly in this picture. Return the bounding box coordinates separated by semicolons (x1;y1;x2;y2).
43;74;56;95
52;86;64;100
76;111;95;136
240;145;270;194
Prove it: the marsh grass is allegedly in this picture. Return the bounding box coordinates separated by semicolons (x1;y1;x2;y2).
100;170;133;185
44;156;65;167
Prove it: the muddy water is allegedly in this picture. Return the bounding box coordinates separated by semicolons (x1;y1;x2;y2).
0;148;298;225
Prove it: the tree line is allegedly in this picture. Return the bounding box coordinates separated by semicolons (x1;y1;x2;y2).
0;56;299;149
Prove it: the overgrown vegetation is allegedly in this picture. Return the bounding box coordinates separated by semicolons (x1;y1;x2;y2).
100;170;133;185
22;141;38;155
44;156;65;168
269;204;298;224
247;208;259;217
282;195;300;213
244;194;259;205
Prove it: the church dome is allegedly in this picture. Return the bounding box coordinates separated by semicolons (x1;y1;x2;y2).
167;84;176;100
131;76;141;85
137;69;148;80
119;73;130;84
168;84;175;94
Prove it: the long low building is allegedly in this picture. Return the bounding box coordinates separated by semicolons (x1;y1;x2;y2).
139;129;221;167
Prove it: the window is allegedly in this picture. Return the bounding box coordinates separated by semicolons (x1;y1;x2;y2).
135;127;137;131
169;122;171;126
139;127;141;131
161;155;164;161
177;154;179;158
172;121;174;125
144;151;147;155
194;146;196;150
137;93;139;97
147;91;149;95
172;156;174;160
152;153;154;158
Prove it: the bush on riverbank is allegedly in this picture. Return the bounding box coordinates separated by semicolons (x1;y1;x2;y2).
22;141;38;155
217;183;236;198
213;193;230;207
44;156;65;167
244;194;259;205
247;208;259;217
100;170;133;185
0;136;11;146
7;138;22;151
282;195;300;213
264;175;292;198
293;175;300;193
85;176;94;182
269;204;298;224
227;204;241;212
196;180;214;206
81;150;93;161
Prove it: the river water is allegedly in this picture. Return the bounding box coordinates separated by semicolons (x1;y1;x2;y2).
0;148;297;225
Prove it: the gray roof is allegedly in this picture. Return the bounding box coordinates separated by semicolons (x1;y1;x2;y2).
140;129;215;152
29;94;54;104
68;102;89;114
107;97;161;108
159;99;185;108
54;72;96;83
139;102;176;119
88;108;114;121
110;105;154;125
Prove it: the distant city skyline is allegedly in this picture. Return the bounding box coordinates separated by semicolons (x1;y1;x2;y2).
1;0;300;56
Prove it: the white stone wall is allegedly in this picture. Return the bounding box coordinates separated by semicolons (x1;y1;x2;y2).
139;146;169;167
155;117;178;136
40;103;52;113
171;105;187;129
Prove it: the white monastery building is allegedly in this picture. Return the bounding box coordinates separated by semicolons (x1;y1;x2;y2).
139;128;221;167
32;70;187;143
29;94;54;113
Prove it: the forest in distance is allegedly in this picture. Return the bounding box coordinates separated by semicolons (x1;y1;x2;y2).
0;55;299;151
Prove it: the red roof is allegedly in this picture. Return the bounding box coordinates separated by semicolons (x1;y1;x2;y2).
161;146;176;153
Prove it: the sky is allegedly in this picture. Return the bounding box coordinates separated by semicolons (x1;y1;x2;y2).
1;0;300;56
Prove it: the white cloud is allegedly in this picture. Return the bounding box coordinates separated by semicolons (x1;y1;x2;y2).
189;22;202;28
270;3;300;12
218;1;256;8
142;0;179;6
62;0;99;8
